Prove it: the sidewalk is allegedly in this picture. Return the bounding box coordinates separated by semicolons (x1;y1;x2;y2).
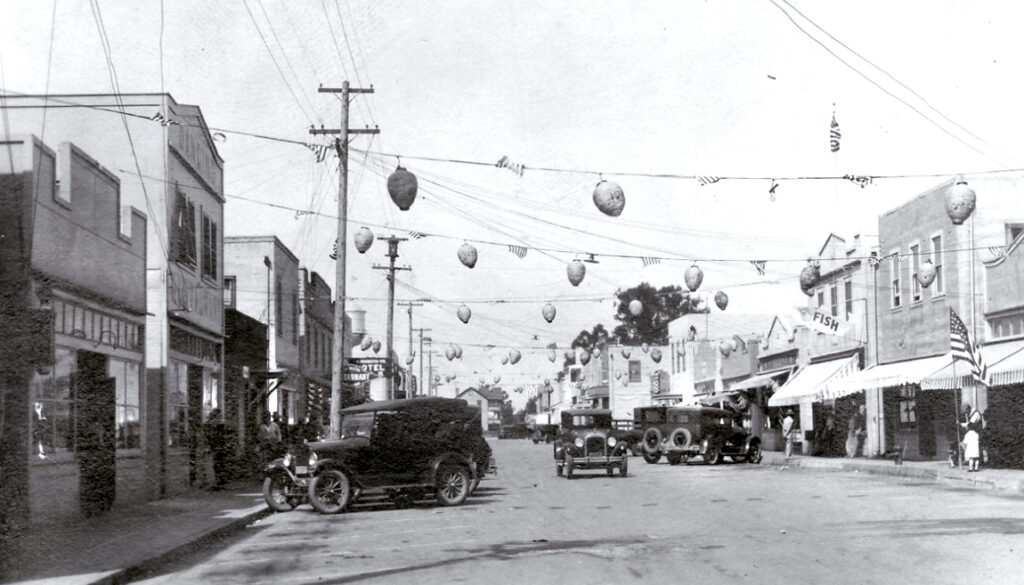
761;450;1024;494
1;481;270;585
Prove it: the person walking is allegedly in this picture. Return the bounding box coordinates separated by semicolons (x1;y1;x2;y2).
257;411;282;466
960;402;985;471
782;410;796;460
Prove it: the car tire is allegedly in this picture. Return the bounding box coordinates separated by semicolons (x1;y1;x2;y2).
642;428;662;454
669;428;693;449
746;442;763;464
620;456;628;476
263;475;298;512
703;440;723;465
556;462;563;477
642;450;662;464
565;455;575;479
308;469;351;514
666;453;682;466
436;464;470;506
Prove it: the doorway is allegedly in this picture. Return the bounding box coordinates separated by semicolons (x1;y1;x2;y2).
76;350;115;516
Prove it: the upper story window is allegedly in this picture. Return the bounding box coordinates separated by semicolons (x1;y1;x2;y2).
910;243;921;303
1007;223;1024;245
890;249;902;308
628;359;642;383
223;277;236;308
844;279;854;318
817;290;825;313
930;234;945;296
201;213;218;280
172;191;197;268
292;293;298;345
275;277;283;337
829;284;838;317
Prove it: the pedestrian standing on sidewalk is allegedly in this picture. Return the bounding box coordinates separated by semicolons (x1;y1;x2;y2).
257;411;282;466
782;410;796;460
961;402;985;471
846;404;865;458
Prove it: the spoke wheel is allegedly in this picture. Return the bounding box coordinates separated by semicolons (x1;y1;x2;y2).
746;443;762;464
666;453;682;466
642;450;662;464
263;475;298;512
308;469;351;514
620;455;629;476
436;465;470;506
705;442;723;465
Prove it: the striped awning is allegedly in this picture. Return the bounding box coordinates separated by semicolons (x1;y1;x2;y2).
921;339;1024;389
728;367;793;393
826;353;951;396
769;355;860;407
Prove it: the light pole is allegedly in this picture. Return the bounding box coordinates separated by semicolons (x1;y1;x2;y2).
263;255;272;416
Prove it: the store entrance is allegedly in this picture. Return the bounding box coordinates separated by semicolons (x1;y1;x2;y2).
76;350;115;517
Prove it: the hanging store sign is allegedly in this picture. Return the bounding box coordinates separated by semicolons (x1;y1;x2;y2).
344;357;391;382
807;310;849;336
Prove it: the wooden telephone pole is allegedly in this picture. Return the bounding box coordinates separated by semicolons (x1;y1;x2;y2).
311;81;378;440
374;236;410;400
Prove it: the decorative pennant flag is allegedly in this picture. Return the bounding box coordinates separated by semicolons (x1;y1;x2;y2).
830;109;842;153
696;176;721;187
988;246;1008;261
750;260;767;276
950;308;990;386
508;245;528;259
641;257;661;267
307;143;330;163
496;155;525;176
407;231;427;239
768;179;779;201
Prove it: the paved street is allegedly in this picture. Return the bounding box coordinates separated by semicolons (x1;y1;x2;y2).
126;439;1024;585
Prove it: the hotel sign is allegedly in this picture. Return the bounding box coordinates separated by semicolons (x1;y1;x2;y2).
344;357;390;382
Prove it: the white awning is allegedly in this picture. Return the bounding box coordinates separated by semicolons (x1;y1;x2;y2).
920;339;1024;389
768;355;860;407
825;353;952;397
728;367;793;393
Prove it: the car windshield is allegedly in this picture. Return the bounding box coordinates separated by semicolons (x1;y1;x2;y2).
340;412;374;439
568;414;611;428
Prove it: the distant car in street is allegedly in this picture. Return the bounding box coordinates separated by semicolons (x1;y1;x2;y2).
552;408;630;478
637;405;762;466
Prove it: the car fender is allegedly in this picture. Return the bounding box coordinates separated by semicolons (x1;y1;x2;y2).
429;451;474;484
744;435;761;451
309;459;358;484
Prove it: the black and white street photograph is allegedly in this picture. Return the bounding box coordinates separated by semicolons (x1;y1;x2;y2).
2;2;1024;584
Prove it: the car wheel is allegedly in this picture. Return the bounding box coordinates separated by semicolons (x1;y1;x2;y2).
263;475;298;512
642;428;662;454
556;462;563;477
436;464;470;506
565;455;575;479
642;450;662;465
620;456;628;476
308;469;351;514
666;453;682;466
704;441;723;465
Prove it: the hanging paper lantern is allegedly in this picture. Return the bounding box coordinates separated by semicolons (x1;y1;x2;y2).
509;349;522;365
354;226;374;254
565;350;574;361
714;291;729;311
501;355;509;365
615;372;622;380
719;340;733;357
455;345;463;359
548;350;557;363
799;261;820;296
918;259;937;288
676;345;686;357
651;348;662;363
371;340;381;354
579;350;591;366
592;347;601;358
944;178;977;225
360;337;372;351
684;264;704;292
641;343;649;353
628;299;643;316
445;347;456;361
621;347;631;359
445;375;452;382
567;260;586;286
386;166;418;211
542;303;557;323
405;356;415;365
592;180;626;217
494;376;501;384
457;243;478;269
457;304;472;324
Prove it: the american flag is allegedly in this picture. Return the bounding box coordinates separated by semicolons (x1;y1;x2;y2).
950;308;990;386
750;260;767;276
508;245;528;259
641;257;661;267
696;176;721;187
307;143;329;163
407;231;427;239
988;246;1008;261
830;113;842;153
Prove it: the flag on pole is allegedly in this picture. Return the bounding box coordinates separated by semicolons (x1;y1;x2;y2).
988;246;1008;261
950;308;990;386
641;257;661;267
750;260;767;275
696;176;721;187
407;231;427;239
830;112;842;153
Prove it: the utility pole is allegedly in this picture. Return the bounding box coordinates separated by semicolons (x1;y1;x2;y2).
395;305;419;395
312;81;378;440
426;341;434;396
414;327;432;398
374;236;410;400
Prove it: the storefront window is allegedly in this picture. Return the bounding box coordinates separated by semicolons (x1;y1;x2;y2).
203;369;219;419
168;361;188;448
29;347;77;458
899;386;916;428
109;358;142;450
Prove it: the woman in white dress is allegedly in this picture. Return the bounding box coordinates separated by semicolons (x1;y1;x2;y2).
963;428;980;472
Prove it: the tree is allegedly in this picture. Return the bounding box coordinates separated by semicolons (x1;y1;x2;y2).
570;323;612;352
525;395;538;415
611;282;698;345
500;400;515;425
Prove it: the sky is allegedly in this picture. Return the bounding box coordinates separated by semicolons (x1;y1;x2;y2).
3;1;1024;409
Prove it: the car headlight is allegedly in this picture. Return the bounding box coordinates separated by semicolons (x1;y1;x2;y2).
607;436;617;448
308;452;318;466
574;438;584;449
282;453;292;467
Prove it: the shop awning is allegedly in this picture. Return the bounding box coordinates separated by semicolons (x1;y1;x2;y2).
826;353;951;397
920;339;1024;389
728;367;793;393
768;355;859;407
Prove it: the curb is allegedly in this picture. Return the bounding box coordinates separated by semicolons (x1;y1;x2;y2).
87;505;273;585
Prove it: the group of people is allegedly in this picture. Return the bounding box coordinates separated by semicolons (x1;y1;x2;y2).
959;402;985;472
781;404;866;460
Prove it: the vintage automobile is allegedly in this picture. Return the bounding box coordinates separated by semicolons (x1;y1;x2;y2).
552;408;630;478
637;405;762;466
304;397;495;514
